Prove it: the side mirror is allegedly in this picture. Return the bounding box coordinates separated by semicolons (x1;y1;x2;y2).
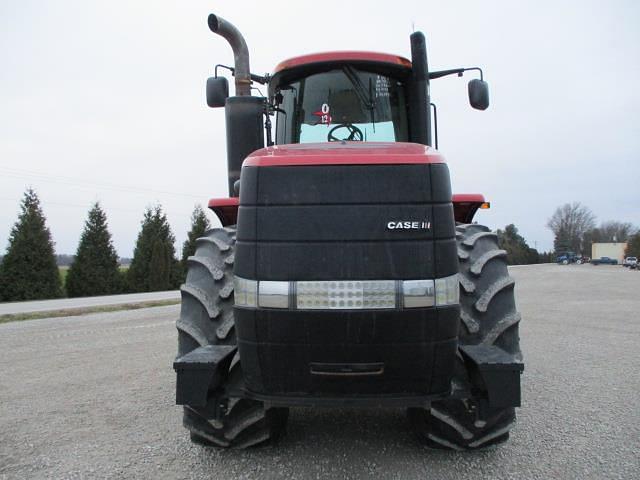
206;76;229;108
468;79;489;110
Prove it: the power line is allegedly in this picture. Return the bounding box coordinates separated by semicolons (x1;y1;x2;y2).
0;196;205;217
0;166;212;199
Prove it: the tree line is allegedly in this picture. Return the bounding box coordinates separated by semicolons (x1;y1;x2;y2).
0;188;211;302
546;201;639;257
2;191;637;302
495;224;553;265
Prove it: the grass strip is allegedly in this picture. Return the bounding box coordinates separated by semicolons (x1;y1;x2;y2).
0;299;180;324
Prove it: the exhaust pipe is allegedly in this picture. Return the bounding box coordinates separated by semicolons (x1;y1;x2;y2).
208;14;252;96
208;14;264;196
409;32;432;147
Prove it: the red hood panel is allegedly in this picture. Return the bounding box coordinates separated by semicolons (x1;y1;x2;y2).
243;142;445;167
274;51;412;73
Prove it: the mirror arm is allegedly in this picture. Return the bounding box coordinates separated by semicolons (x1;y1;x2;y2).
429;67;484;81
215;64;270;85
214;64;234;78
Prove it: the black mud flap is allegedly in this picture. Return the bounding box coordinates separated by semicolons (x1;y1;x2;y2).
173;345;237;406
459;344;524;408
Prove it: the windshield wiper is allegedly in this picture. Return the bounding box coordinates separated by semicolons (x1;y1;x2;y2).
342;66;376;130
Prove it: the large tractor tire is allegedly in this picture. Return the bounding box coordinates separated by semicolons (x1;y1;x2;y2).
408;223;522;450
176;227;288;448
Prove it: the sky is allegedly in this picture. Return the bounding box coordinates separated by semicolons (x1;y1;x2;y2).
1;0;639;257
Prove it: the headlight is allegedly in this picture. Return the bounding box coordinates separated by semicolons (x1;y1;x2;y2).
234;275;458;310
435;274;459;306
402;279;435;308
233;276;257;307
297;280;396;310
258;281;289;308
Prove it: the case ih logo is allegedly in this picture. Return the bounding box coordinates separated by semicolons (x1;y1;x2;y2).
387;220;431;230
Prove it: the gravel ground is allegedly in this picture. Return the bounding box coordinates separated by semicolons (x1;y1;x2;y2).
0;264;638;479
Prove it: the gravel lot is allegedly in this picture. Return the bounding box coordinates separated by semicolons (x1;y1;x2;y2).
0;264;638;479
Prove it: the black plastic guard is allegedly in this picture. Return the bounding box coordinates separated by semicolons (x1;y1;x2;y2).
173;345;237;406
459;344;524;408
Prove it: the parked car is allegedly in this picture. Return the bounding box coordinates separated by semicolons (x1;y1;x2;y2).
591;256;618;265
623;256;638;268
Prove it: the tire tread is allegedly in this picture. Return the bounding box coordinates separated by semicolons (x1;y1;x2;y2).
177;227;288;449
409;223;522;450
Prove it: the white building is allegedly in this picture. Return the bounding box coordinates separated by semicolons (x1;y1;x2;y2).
591;243;628;263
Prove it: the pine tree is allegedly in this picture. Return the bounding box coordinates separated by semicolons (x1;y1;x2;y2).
65;203;122;297
127;205;180;292
180;205;211;282
496;224;539;265
149;239;170;291
0;188;62;301
626;233;640;258
553;225;572;254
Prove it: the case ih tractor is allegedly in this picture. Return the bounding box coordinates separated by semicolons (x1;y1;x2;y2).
174;14;523;450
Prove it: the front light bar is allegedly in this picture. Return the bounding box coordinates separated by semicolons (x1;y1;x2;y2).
298;280;396;310
234;275;459;310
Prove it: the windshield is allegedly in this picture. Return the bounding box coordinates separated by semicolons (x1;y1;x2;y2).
274;67;408;144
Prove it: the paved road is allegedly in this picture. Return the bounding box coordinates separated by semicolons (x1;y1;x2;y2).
0;264;638;479
0;290;180;315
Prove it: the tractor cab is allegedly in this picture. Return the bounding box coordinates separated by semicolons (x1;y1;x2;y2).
206;33;490;199
206;49;491;225
269;53;412;144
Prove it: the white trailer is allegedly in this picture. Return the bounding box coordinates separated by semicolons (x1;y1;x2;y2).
592;243;627;263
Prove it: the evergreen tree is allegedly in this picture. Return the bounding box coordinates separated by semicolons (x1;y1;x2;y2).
127;205;180;292
65;203;122;297
626;233;640;258
553;224;572;254
496;224;539;265
180;205;211;282
0;188;62;301
538;251;555;263
149;239;170;291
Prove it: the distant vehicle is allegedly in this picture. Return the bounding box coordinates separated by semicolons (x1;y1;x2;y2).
623;256;638;268
556;252;585;265
591;257;618;265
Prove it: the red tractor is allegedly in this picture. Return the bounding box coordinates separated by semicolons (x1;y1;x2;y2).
174;14;523;450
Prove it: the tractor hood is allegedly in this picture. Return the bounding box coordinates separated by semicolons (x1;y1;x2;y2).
236;141;456;281
242;142;445;168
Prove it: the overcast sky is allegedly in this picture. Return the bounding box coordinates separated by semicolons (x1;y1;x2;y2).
1;0;639;257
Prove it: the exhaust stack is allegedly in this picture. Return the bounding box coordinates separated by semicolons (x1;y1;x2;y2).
208;14;264;196
409;32;432;147
208;14;252;97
